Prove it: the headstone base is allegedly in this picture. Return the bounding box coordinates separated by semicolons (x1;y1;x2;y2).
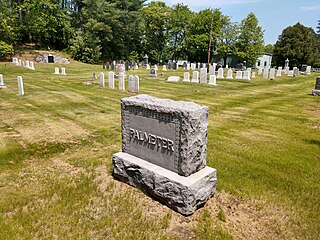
312;89;320;96
0;85;7;89
112;152;217;216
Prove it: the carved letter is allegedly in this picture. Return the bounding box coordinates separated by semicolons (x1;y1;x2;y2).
130;128;134;139
149;134;156;145
167;140;174;151
162;138;167;149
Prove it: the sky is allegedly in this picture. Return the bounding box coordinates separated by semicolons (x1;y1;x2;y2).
145;0;320;45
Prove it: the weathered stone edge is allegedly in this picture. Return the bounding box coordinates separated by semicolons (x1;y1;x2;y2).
112;152;217;216
312;89;320;96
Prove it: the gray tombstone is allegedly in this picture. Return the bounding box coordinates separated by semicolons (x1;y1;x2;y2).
293;67;299;77
168;62;172;70
111;62;115;70
312;76;320;96
100;72;105;88
119;72;125;91
106;62;110;70
172;61;177;70
108;72;115;89
17;76;24;95
149;69;157;77
200;68;207;84
112;94;217;215
183;62;187;69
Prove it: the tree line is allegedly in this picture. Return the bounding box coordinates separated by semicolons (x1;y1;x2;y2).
1;0;319;67
0;0;265;65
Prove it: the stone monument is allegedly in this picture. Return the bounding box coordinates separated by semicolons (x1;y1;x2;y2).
112;95;217;215
312;76;320;96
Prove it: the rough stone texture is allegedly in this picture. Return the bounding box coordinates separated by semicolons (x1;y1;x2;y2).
112;152;217;216
121;94;208;177
312;89;320;96
315;76;320;90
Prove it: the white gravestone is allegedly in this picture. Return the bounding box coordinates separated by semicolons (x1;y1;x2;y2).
263;68;269;79
119;72;125;91
200;68;207;84
216;68;224;79
226;69;233;79
191;63;196;70
293;67;299;77
288;70;294;77
17;76;24;95
108;72;115;89
306;66;311;75
54;67;60;75
191;71;199;83
243;70;251;81
162;65;167;71
128;75;135;93
61;68;66;75
146;64;150;70
251;72;256;78
154;65;158;71
208;75;217;86
235;71;243;80
25;61;30;69
209;65;215;75
0;74;6;88
133;75;140;93
22;61;25;67
258;68;263;75
183;72;190;82
276;67;282;77
29;61;35;70
135;65;139;70
168;76;180;82
212;63;217;73
19;59;22;66
12;58;19;65
284;67;289;75
186;63;190;71
100;72;105;88
269;68;276;80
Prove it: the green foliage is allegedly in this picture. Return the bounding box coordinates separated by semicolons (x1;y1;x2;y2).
187;9;223;62
273;23;319;67
236;12;264;65
264;44;274;54
166;3;192;60
69;31;101;63
0;41;14;58
217;16;240;66
141;1;171;63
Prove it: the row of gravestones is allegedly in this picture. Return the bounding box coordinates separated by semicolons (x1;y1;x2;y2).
0;74;25;95
258;66;311;80
54;67;67;75
167;68;254;84
12;58;35;70
95;72;139;93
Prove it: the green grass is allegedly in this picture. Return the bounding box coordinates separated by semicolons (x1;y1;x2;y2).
0;59;319;239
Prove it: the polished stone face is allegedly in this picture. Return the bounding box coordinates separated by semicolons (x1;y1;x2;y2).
123;106;178;172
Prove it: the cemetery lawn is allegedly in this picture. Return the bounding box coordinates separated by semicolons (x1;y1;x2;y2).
0;60;319;239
